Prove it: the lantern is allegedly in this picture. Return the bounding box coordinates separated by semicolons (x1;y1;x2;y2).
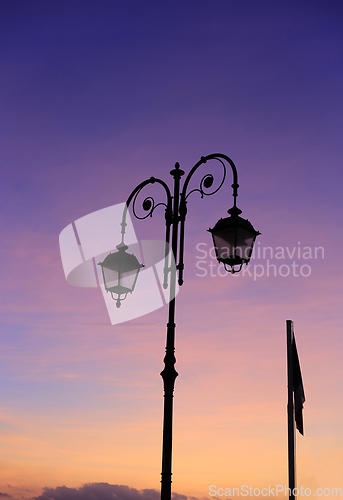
98;243;144;308
208;206;260;273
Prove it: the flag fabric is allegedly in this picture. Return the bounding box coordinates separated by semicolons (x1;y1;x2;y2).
292;337;306;435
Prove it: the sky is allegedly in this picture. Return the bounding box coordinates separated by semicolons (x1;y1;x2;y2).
1;1;342;500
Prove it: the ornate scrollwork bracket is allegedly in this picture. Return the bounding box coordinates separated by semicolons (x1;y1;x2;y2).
177;153;240;285
119;153;240;289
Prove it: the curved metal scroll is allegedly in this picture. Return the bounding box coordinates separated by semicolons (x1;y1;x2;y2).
177;153;240;285
120;177;173;290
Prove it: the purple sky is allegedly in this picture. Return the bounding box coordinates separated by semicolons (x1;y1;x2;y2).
1;1;342;499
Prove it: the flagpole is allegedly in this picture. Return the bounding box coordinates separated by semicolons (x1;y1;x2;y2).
287;320;295;500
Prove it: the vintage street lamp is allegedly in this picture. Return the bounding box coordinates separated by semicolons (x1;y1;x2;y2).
208;205;260;273
98;242;144;308
103;153;260;500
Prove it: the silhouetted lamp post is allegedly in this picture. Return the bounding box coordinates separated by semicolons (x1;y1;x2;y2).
99;153;260;500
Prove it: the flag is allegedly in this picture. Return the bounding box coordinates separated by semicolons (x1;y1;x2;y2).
292;337;305;435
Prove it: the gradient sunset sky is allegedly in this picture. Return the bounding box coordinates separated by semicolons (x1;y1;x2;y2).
1;1;342;499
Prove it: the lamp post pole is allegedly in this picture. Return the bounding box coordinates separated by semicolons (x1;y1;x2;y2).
160;162;184;500
100;154;260;500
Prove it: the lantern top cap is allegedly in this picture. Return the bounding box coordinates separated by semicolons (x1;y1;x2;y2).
227;205;242;216
116;242;129;251
208;212;261;236
98;246;144;272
